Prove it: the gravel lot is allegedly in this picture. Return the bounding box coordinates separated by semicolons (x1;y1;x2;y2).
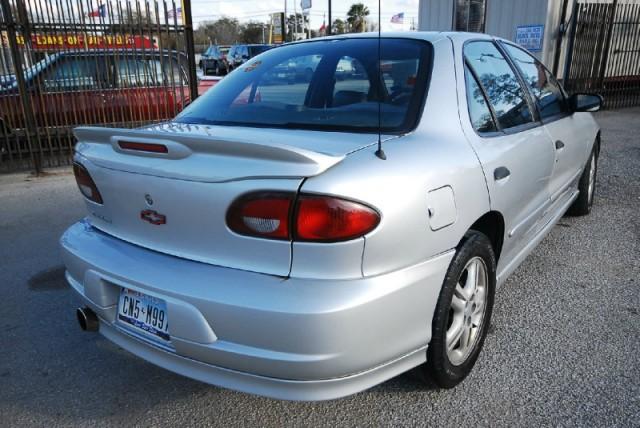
1;108;639;427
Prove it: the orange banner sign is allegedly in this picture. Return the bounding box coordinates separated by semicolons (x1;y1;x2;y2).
1;32;156;50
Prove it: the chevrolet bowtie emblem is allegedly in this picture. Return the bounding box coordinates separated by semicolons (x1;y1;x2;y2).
140;209;166;225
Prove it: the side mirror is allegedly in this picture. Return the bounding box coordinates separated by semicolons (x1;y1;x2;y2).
569;93;602;112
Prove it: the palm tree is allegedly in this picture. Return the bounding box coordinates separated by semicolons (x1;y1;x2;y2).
346;3;369;33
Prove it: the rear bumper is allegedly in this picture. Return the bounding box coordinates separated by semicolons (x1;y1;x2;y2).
61;220;453;400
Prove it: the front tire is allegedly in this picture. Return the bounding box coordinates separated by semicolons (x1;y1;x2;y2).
566;142;599;216
421;231;496;388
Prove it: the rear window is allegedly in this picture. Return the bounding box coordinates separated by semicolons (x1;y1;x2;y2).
176;38;432;133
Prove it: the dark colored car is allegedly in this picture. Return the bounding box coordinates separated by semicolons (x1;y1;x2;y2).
199;45;229;76
226;44;272;71
0;50;196;134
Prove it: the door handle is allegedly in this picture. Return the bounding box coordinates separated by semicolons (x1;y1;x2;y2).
494;166;511;181
555;140;565;150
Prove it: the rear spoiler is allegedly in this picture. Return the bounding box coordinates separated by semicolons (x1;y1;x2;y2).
73;126;345;182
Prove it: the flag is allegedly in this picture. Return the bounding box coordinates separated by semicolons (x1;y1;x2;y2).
88;3;106;18
319;21;326;33
168;6;182;20
390;12;404;24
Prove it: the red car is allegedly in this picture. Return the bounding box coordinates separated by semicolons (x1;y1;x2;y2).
0;50;211;135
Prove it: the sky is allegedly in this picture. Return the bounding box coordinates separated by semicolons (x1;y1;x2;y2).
189;0;420;32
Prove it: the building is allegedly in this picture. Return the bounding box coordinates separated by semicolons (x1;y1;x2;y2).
418;0;640;108
419;0;570;73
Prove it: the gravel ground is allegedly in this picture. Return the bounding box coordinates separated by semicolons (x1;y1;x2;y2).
0;108;639;427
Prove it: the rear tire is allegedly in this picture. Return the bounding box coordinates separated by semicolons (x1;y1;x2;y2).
421;231;496;388
566;141;599;216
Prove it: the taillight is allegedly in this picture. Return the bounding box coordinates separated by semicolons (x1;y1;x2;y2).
226;192;293;240
295;195;380;242
227;192;380;242
73;162;103;204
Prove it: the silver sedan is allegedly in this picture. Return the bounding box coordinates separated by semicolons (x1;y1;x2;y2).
61;32;601;400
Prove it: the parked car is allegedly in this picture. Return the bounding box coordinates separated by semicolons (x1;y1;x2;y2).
199;45;229;76
0;50;194;135
226;44;272;70
62;32;601;401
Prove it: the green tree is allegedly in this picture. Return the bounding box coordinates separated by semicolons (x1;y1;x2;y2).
198;17;242;45
332;18;346;34
240;22;266;43
346;3;369;33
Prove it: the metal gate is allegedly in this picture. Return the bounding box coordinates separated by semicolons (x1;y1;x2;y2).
564;0;640;109
0;0;197;173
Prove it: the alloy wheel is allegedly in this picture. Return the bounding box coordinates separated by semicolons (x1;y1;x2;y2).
446;256;488;366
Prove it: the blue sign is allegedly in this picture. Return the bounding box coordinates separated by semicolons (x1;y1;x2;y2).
515;25;544;52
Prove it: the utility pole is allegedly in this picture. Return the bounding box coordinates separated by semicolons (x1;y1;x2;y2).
294;0;298;40
327;0;332;35
182;0;199;102
284;0;288;41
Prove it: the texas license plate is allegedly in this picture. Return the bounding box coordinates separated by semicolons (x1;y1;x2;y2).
117;289;169;341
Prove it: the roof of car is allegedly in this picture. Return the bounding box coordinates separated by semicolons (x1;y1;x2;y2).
285;31;496;46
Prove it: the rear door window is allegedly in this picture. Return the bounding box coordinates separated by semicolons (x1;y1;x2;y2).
464;41;534;130
501;43;568;120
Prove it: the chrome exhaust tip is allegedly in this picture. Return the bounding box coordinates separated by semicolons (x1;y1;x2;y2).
76;307;99;332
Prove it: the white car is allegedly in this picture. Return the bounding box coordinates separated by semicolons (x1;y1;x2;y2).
62;32;601;401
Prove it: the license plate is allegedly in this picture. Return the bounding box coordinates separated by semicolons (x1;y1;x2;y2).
117;289;169;341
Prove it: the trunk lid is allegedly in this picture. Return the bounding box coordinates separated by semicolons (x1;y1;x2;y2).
73;124;378;276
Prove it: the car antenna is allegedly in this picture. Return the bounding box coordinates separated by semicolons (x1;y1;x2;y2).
375;0;387;160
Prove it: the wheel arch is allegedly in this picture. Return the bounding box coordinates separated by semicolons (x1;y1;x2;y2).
467;211;505;262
